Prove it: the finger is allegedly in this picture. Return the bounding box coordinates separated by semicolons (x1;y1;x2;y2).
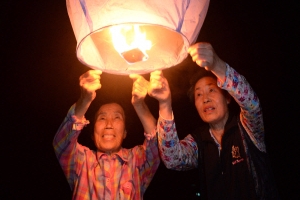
188;42;206;54
87;70;102;78
129;74;140;81
188;42;211;52
150;70;163;77
149;80;163;89
196;60;210;68
189;47;209;59
80;75;100;87
81;70;102;80
133;80;148;93
189;49;213;68
189;42;212;57
80;72;101;86
188;43;200;54
132;87;146;101
92;70;102;75
88;71;102;81
81;80;102;90
150;70;164;83
80;76;100;86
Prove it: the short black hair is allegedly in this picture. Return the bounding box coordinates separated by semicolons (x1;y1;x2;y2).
187;69;217;102
94;102;126;123
187;68;239;115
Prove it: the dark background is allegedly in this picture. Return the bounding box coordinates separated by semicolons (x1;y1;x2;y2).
1;0;299;199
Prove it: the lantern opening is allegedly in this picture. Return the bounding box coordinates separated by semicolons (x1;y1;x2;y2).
110;24;151;64
78;24;189;74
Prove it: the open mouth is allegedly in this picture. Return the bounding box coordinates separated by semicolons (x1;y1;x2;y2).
204;107;215;112
102;134;115;140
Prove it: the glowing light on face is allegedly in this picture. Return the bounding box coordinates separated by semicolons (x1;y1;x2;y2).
110;24;152;64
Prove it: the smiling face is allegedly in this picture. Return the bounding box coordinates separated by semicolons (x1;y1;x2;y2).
194;77;230;126
93;103;127;154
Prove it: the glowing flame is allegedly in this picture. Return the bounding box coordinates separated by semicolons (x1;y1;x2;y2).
110;24;152;63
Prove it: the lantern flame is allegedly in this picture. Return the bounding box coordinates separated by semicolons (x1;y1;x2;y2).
110;25;152;64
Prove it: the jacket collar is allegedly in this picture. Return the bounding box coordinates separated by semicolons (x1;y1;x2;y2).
201;110;238;142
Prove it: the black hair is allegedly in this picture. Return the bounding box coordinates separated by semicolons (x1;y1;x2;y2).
187;68;239;114
187;69;218;102
94;102;126;123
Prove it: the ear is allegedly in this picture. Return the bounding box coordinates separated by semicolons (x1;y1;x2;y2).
123;130;127;139
226;94;232;104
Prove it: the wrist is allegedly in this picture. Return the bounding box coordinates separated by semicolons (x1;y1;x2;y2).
75;98;92;120
132;100;149;114
132;99;146;108
77;97;92;108
159;100;172;119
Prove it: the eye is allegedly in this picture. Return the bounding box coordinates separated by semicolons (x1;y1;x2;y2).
114;115;123;120
97;116;105;120
209;88;214;92
196;93;202;97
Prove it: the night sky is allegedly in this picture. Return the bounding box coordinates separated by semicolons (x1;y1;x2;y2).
1;1;298;199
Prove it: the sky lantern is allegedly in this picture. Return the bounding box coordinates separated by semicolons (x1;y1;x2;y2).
66;0;210;75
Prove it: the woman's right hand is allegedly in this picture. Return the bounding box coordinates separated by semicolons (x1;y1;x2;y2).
79;70;102;103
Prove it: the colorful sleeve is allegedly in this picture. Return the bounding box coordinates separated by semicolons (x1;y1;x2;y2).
218;64;266;152
134;129;160;195
157;116;198;171
52;104;90;189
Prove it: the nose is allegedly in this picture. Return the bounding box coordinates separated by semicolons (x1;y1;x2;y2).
105;119;113;129
203;93;211;103
204;98;210;103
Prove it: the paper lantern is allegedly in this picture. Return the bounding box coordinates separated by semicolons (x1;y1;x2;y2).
67;0;210;75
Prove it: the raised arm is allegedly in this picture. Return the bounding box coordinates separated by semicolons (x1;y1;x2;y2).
148;70;173;119
75;70;102;119
129;74;156;137
53;70;102;189
129;74;160;193
148;70;198;170
189;42;265;152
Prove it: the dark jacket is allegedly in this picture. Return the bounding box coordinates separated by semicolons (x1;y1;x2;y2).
191;112;280;200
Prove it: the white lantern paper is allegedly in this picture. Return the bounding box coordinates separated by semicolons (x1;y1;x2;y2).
67;0;210;75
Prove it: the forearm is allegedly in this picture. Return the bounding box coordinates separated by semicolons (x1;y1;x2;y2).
133;101;156;135
53;105;86;188
158;99;173;120
221;65;262;122
220;64;265;151
75;69;101;120
74;97;92;120
157;117;198;170
53;105;78;156
210;58;227;85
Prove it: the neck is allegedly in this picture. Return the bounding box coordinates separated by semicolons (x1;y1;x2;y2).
105;151;113;156
98;149;119;156
209;112;229;144
209;128;224;145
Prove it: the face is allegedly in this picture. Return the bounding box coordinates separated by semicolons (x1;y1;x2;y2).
93;103;127;154
194;77;230;126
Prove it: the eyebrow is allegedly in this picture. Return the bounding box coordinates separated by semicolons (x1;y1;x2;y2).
98;111;123;116
195;83;215;91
